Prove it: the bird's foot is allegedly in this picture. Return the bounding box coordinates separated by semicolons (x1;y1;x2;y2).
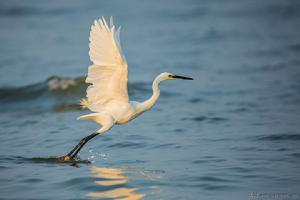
57;155;73;162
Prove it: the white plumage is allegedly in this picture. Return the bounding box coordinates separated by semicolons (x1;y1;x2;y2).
78;17;132;132
81;17;128;112
62;16;192;160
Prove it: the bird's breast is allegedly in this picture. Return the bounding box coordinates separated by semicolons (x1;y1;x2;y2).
114;109;136;124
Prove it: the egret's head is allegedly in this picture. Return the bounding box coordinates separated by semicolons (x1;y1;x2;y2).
159;72;193;81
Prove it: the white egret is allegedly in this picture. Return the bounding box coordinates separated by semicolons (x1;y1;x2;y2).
61;17;192;161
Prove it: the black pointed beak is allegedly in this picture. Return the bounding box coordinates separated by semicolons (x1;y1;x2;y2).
171;75;193;80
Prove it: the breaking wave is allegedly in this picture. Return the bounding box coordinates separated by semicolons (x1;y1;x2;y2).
0;76;86;102
0;76;152;112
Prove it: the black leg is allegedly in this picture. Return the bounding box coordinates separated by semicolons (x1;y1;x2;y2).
66;135;89;157
66;132;99;159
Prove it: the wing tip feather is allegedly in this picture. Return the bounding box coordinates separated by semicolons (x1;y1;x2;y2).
79;98;90;109
110;16;114;28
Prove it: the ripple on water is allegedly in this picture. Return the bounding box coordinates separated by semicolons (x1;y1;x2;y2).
150;143;178;149
195;176;236;183
250;133;300;141
125;134;153;141
173;128;184;133
192;158;226;164
0;156;29;164
227;166;254;173
182;116;228;123
107;141;149;149
200;184;237;191
289;153;300;158
53;178;103;194
188;98;203;104
174;175;238;191
19;178;44;183
230;146;269;152
229;107;250;113
0;165;9;170
287;43;300;52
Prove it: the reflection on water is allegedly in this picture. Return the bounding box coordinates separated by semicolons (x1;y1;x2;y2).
87;166;145;200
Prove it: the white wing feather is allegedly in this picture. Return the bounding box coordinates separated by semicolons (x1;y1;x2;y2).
81;17;129;112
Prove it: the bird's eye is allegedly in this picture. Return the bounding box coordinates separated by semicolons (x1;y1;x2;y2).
168;74;173;78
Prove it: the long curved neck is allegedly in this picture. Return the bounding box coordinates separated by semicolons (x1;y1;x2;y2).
137;75;161;112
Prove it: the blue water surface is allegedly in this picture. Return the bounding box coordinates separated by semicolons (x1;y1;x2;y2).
0;0;300;199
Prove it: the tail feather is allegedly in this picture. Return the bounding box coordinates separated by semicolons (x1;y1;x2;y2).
77;113;97;120
77;113;115;133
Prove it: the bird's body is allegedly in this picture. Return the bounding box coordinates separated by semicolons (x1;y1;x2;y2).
62;17;192;160
78;72;164;129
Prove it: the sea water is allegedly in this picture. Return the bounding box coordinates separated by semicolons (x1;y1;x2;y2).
0;0;300;199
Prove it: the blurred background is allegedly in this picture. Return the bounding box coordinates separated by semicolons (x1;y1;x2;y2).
0;0;300;199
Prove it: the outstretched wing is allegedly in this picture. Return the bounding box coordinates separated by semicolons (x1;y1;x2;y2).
81;17;129;112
